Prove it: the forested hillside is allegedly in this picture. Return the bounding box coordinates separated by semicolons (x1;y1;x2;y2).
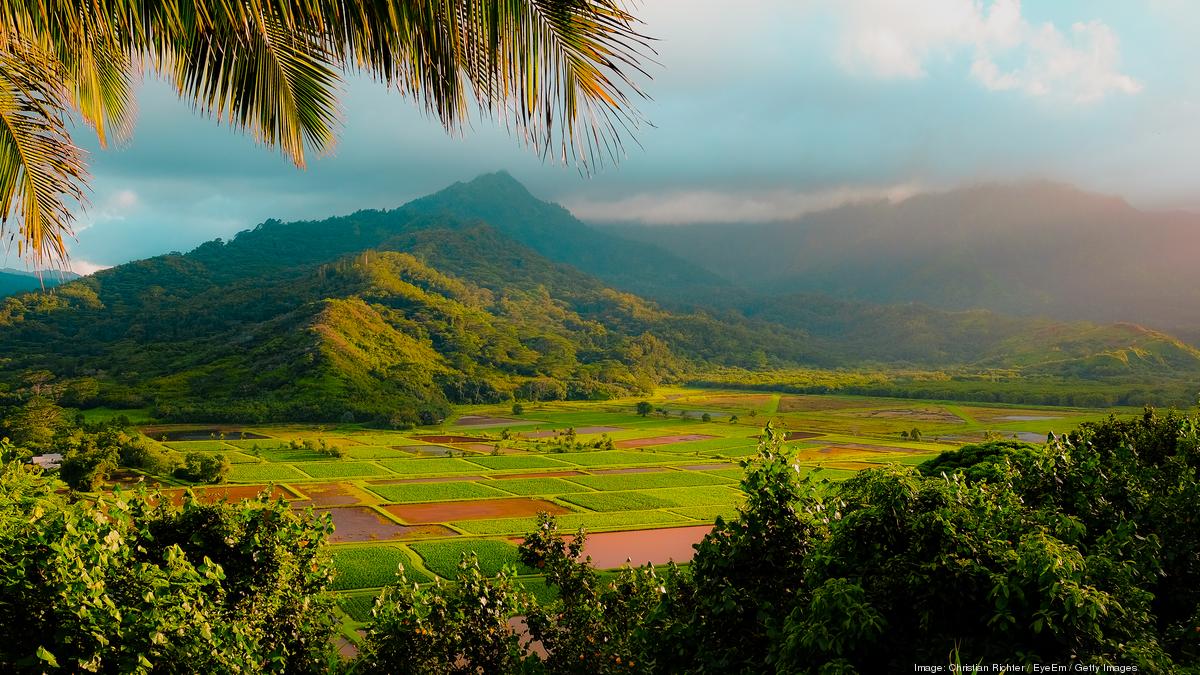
2;174;1197;422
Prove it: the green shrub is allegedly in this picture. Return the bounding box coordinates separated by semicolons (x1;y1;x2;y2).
174;451;231;484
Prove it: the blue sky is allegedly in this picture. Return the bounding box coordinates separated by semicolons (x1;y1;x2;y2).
40;0;1200;273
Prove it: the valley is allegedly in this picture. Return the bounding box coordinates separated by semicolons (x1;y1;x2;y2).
87;389;1121;640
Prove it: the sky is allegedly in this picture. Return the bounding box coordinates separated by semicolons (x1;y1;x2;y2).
30;0;1200;274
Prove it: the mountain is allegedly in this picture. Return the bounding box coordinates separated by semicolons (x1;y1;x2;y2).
600;182;1200;339
0;209;814;422
0;268;78;298
1;174;1197;422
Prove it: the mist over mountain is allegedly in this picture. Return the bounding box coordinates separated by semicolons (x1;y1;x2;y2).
0;268;78;298
2;174;1197;422
601;182;1200;340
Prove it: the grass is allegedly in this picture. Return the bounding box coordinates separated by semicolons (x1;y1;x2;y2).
227;463;310;483
566;471;732;491
560;485;741;512
409;539;534;578
339;593;378;622
331;545;432;590
375;458;488;475
368;481;510;503
297;462;392;479
452;510;692;536
558;451;679;467
342;446;414;459
464;455;572;470
489;478;594;496
561;491;678;512
669;505;738;522
225;439;287;450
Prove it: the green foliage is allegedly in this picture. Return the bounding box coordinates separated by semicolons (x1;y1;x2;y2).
174;451;230;484
636;401;654;417
512;403;525;416
0;464;339;672
352;555;530;674
643;423;820;672
518;514;667;674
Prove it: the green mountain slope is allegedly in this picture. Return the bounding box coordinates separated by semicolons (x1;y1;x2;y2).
1;174;1197;422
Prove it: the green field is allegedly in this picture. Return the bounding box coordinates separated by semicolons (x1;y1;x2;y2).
367;481;510;503
330;545;433;590
121;387;1124;627
409;539;533;578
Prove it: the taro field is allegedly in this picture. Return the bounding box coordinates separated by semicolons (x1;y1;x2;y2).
121;388;1118;631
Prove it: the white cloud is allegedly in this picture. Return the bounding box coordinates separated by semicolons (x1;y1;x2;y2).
832;0;1140;103
68;259;110;276
77;188;141;233
561;183;924;225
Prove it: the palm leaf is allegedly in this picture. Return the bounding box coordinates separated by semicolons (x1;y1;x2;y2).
0;48;87;266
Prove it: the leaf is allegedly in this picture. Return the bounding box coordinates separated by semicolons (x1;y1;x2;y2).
36;645;59;667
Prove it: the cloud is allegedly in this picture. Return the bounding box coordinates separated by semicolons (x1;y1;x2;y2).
561;183;924;225
832;0;1140;103
68;259;110;276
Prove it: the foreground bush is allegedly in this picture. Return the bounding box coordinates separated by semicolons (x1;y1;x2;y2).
0;464;339;672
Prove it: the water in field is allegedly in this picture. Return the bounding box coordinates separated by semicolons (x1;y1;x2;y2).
320;506;456;543
385;497;569;523
147;428;270;441
615;434;716;449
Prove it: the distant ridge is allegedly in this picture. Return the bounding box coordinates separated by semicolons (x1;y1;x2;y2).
600;181;1200;339
0;268;79;298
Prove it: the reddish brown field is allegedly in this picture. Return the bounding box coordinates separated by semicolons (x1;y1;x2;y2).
615;434;716;449
319;506;456;543
385;498;570;523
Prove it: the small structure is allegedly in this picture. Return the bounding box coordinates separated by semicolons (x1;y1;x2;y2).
31;453;63;470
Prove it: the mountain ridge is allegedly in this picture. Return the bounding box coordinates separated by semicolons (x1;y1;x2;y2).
1;174;1196;421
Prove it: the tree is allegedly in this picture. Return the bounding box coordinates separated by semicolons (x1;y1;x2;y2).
3;395;64;451
636;401;653;417
701;412;712;422
909;427;922;441
0;466;339;672
174;451;230;484
511;402;525;416
0;1;651;266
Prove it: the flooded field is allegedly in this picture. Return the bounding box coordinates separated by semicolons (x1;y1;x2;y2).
158;484;293;506
290;482;367;507
145;428;270;441
520;425;624;438
321;506;457;543
385;498;570;523
412;435;486;444
615;434;716;449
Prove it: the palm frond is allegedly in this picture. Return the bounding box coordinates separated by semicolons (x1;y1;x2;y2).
0;48;87;266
